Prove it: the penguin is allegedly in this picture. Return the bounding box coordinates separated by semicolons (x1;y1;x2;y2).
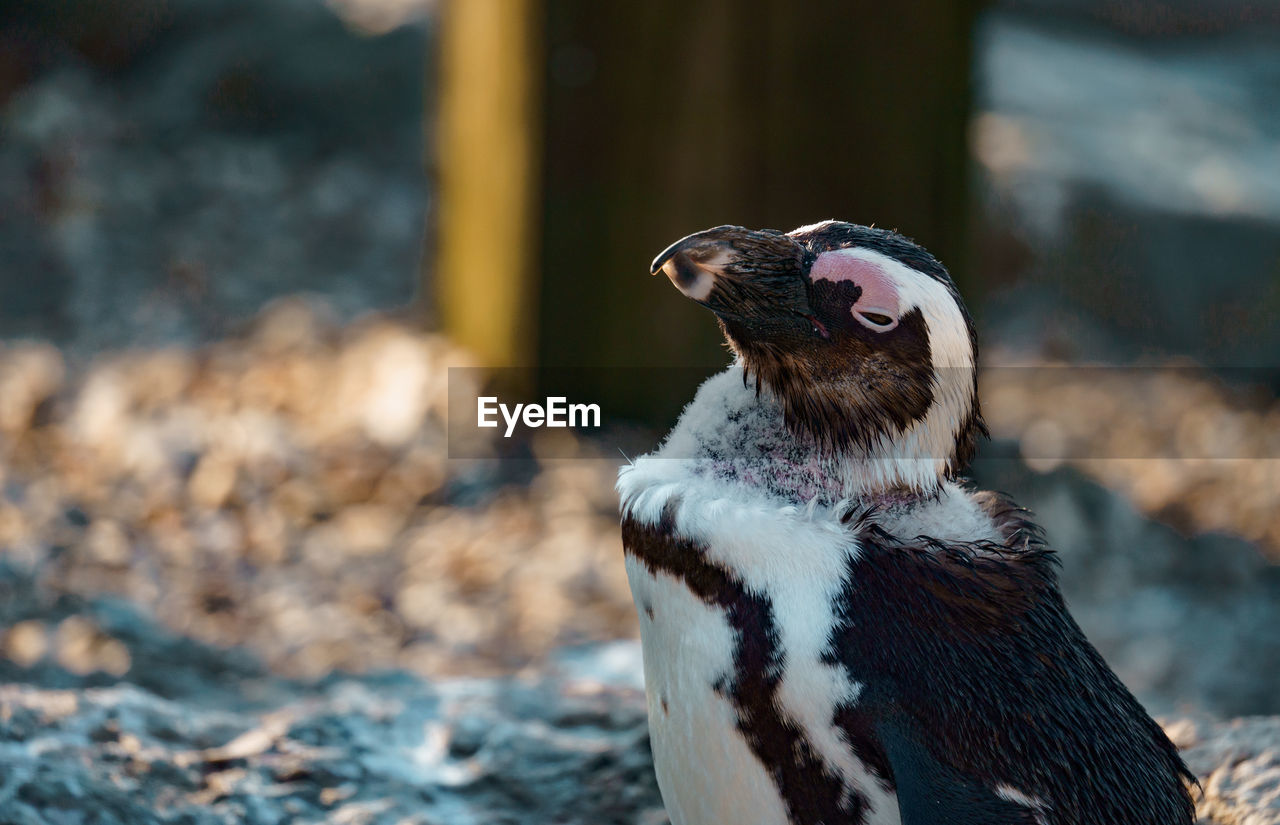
617;221;1195;825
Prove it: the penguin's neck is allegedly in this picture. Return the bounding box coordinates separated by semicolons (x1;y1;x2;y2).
655;366;947;509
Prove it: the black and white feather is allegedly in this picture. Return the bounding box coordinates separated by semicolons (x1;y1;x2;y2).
620;221;1195;825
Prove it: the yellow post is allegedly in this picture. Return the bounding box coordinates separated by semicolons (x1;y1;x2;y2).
433;0;541;368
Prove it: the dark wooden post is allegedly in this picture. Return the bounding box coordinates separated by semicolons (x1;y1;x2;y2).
435;1;979;424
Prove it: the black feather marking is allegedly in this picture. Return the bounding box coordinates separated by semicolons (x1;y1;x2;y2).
796;221;987;468
788;222;955;290
622;511;870;825
825;503;1197;825
729;306;936;457
719;220;988;470
874;717;1043;825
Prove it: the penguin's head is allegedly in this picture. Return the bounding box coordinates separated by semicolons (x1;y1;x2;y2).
651;220;986;479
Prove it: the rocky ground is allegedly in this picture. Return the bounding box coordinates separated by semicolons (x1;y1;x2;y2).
0;569;1275;824
980;362;1280;553
1173;717;1280;825
0;305;1278;822
0;303;631;681
0;613;664;825
0;0;427;358
1;303;1278;715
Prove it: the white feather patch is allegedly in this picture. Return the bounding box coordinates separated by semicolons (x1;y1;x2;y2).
809;248;975;492
626;557;791;825
621;361;979;503
994;783;1049;823
620;456;902;822
875;483;1003;545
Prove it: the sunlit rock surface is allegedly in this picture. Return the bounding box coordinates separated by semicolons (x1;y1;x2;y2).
1173;717;1280;825
1;302;1279;719
0;611;1273;825
0;651;664;825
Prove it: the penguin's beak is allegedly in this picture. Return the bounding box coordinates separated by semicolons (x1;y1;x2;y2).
650;225;817;337
650;225;741;305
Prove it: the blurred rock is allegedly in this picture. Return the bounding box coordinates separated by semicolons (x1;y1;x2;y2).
0;0;172;78
0;303;633;682
1;301;1277;719
1172;716;1280;824
980;363;1280;554
974;447;1280;718
997;0;1280;36
0;596;666;825
328;0;437;35
0;588;1273;825
0;0;427;356
0;559;270;702
974;13;1280;368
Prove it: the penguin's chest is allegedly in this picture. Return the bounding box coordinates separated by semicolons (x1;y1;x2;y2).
624;555;901;825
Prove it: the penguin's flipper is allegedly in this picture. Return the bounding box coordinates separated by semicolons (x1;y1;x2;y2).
876;715;1043;825
829;525;1197;825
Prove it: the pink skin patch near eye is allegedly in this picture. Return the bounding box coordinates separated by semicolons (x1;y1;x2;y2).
810;250;901;331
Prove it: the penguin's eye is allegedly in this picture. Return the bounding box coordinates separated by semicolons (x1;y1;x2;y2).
853;309;898;331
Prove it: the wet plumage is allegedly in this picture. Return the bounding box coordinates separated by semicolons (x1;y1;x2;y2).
620;220;1195;825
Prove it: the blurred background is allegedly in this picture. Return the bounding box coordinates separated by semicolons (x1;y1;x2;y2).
1;0;1279;820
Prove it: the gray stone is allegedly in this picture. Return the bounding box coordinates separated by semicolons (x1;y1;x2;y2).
0;0;426;359
1172;717;1280;824
1;557;1278;824
0;642;666;825
973;449;1280;718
